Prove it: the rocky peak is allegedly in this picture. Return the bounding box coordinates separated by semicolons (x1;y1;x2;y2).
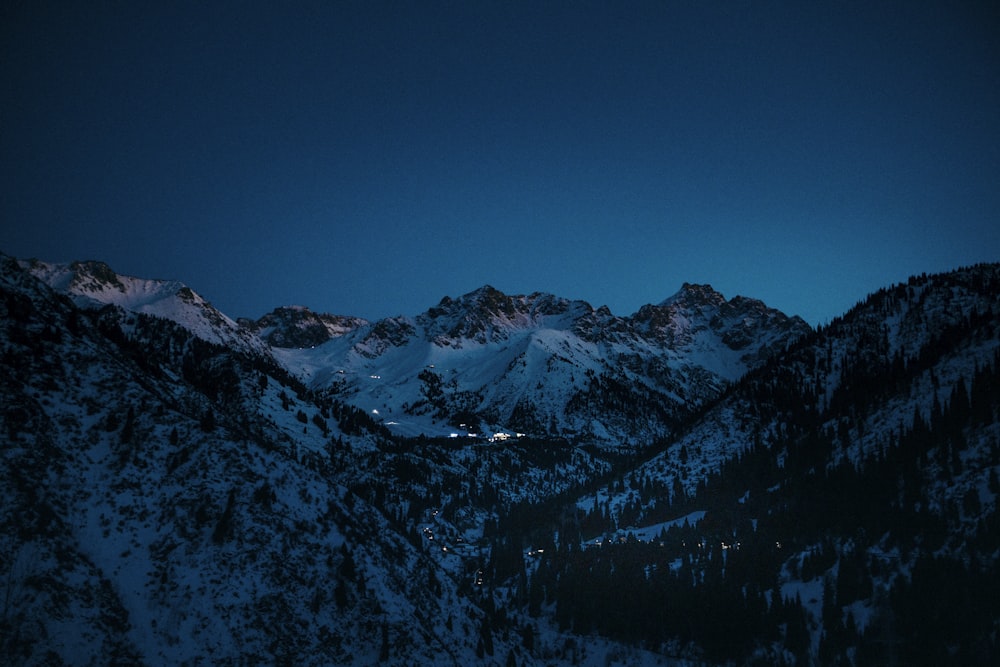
250;306;368;348
353;316;416;357
631;283;810;360
659;282;728;310
22;258;265;353
572;303;629;342
634;283;726;330
67;260;127;292
420;285;583;344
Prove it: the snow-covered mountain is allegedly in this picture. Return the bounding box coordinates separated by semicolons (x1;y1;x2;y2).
22;258;810;446
4;252;998;665
271;283;810;444
241;305;368;349
567;264;1000;663
21;259;267;354
0;255;620;665
624;265;1000;502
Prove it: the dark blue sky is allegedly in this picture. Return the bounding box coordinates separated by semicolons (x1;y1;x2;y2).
3;1;998;325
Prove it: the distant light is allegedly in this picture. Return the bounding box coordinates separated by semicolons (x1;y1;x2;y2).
372;409;379;415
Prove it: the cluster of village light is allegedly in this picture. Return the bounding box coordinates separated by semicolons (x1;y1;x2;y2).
447;428;526;442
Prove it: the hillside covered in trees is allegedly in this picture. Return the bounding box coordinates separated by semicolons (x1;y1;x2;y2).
2;256;999;665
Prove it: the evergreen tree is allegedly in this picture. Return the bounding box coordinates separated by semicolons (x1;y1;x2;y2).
211;488;236;544
200;408;216;432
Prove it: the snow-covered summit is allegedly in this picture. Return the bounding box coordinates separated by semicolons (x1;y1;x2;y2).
418;285;596;345
247;305;368;349
12;256;810;444
656;281;729;309
6;251;997;665
21;258;265;353
634;282;810;373
274;283;810;443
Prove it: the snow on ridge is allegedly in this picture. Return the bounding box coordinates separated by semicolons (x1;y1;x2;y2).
656;282;728;309
15;256;808;444
249;305;369;348
21;259;264;352
275;291;797;443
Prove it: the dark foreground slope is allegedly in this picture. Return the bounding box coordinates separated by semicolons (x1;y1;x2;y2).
537;264;1000;665
1;256;600;666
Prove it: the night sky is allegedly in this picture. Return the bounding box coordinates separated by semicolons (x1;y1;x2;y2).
3;2;998;326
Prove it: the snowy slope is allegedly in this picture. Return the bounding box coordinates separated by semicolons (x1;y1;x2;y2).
0;256;523;665
20;258;809;446
22;259;267;354
5;252;998;664
275;283;811;445
244;304;368;348
595;265;1000;509
566;264;1000;661
1;255;690;665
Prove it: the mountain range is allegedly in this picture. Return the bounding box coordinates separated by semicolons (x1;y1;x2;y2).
21;258;812;447
2;254;998;665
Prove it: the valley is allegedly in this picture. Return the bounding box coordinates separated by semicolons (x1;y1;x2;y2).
2;255;998;665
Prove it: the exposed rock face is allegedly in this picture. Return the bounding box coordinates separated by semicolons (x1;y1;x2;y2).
249;305;368;348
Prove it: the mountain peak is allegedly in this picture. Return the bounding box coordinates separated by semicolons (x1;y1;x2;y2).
460;284;515;311
67;259;127;292
659;282;727;308
21;258;267;353
4;253;999;665
251;305;367;348
421;285;588;344
468;283;504;298
630;283;811;374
